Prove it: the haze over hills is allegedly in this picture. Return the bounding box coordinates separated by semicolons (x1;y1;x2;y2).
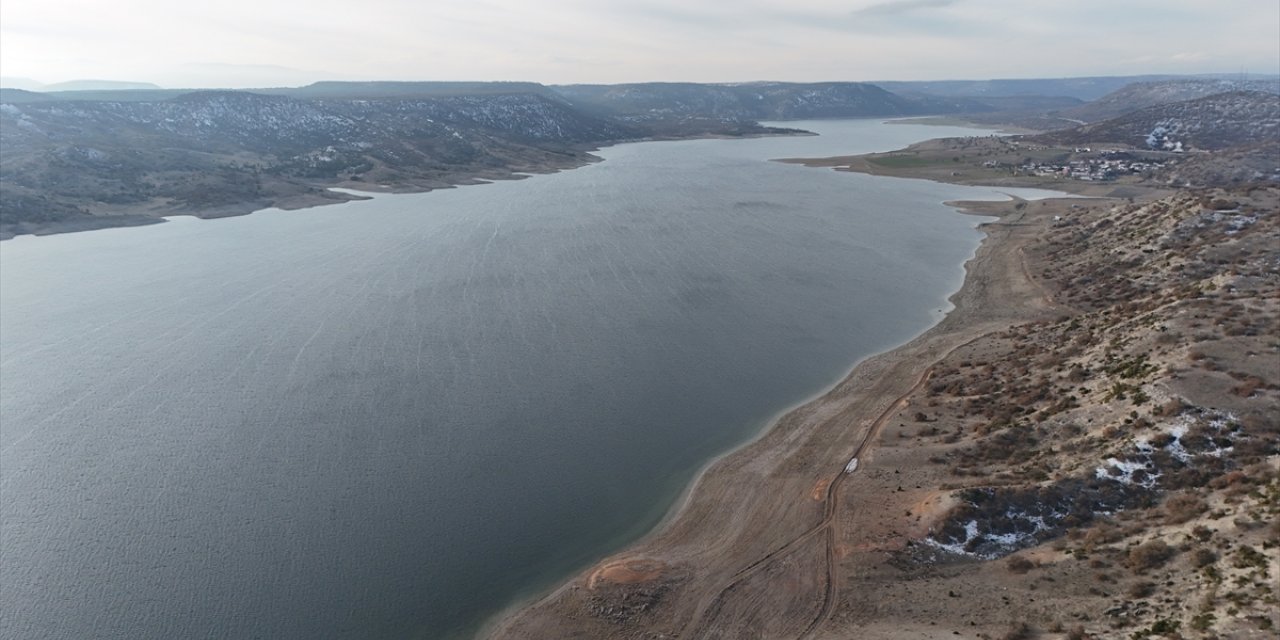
0;77;46;91
40;79;164;92
0;78;165;92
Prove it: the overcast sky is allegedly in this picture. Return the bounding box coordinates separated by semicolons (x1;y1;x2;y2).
2;0;1277;88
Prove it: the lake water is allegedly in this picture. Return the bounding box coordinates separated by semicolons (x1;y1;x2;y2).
0;120;1063;639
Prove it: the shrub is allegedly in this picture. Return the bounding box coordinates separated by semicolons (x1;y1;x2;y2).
1154;398;1186;418
1000;622;1032;640
1189;613;1215;632
1231;376;1264;397
1127;581;1155;598
1232;545;1267;569
1127;540;1175;573
1082;523;1123;549
1135;618;1180;638
1191;548;1217;568
1007;555;1036;574
1163;493;1208;524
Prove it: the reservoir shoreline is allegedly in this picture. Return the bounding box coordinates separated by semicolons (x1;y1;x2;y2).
1;119;1073;640
486;170;1080;638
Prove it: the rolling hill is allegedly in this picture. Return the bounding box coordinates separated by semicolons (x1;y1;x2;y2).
1062;78;1280;123
551;81;983;121
1046;91;1280;151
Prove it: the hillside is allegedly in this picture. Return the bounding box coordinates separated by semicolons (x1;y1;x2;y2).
0;89;61;104
1162;139;1280;186
0;90;646;236
1063;79;1280;123
910;187;1280;638
877;75;1203;101
0;81;565;104
267;81;559;99
552;81;982;121
903;78;1280;135
1047;91;1280;151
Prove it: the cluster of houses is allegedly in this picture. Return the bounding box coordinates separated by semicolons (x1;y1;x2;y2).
984;154;1167;182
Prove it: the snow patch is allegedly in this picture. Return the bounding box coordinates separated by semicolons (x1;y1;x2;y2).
1095;456;1160;488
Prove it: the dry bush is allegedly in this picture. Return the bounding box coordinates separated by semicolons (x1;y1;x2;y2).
1127;540;1176;573
999;622;1032;640
1082;523;1123;550
1127;581;1156;598
1154;398;1187;418
1208;470;1248;490
1006;555;1036;574
1191;547;1217;568
1231;376;1265;398
1163;493;1208;525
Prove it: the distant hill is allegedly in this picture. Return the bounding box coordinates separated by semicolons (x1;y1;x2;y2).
875;75;1264;101
1063;79;1280;123
0;88;805;236
268;81;558;99
42;79;164;92
963;95;1085;112
552;81;981;121
1045;91;1280;151
9;89;194;102
25;81;565;104
0;77;46;91
0;88;60;104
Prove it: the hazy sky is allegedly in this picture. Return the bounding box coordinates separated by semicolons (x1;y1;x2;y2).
2;0;1277;87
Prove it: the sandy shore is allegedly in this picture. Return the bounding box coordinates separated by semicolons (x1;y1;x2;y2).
486;181;1097;638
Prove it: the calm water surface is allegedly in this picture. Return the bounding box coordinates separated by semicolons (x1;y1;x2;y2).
0;120;1062;639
